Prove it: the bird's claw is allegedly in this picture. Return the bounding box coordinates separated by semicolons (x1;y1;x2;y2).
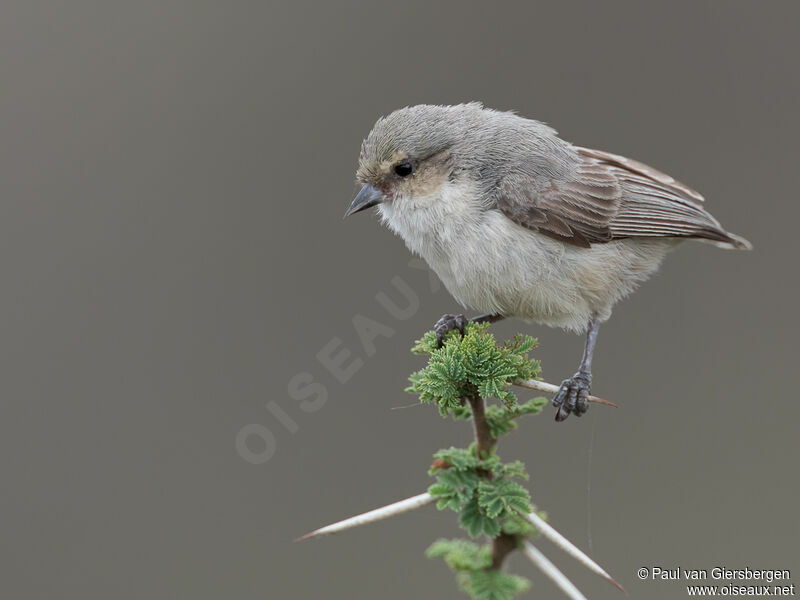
553;372;591;421
434;313;468;347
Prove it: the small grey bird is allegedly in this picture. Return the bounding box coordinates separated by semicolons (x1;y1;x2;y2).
345;103;751;421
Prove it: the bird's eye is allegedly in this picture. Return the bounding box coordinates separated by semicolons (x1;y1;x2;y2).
394;162;414;177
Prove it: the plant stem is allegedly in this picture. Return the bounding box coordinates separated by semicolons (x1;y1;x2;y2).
491;532;519;569
465;389;518;569
466;392;496;457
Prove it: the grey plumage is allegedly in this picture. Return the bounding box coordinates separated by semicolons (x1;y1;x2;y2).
347;103;751;420
359;102;749;251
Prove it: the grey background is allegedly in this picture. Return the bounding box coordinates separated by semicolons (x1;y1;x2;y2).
1;2;797;599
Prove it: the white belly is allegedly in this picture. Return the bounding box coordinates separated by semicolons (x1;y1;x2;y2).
378;184;671;333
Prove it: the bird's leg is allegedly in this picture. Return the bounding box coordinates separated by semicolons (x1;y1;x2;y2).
553;317;600;422
433;314;467;346
471;313;506;324
434;313;505;346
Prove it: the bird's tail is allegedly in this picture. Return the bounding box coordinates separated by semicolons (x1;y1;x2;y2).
705;230;753;251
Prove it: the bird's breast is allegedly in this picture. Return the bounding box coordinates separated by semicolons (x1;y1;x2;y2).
377;183;667;332
379;188;574;320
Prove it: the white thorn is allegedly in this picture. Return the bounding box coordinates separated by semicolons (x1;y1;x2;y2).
522;541;588;600
513;378;617;407
525;511;625;593
296;492;434;541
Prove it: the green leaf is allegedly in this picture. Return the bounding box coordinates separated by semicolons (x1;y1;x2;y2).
501;513;535;537
457;569;531;600
477;478;532;520
485;398;548;438
496;479;533;515
411;330;441;355
478;454;504;476
477;480;505;518
460;494;501;538
429;467;481;514
451;405;472;420
501;460;529;481
485;406;517;438
517;397;548;414
428;540;529;600
426;539;492;571
432;446;479;472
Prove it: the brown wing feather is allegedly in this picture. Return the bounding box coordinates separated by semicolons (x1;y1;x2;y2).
496;151;620;248
496;146;748;249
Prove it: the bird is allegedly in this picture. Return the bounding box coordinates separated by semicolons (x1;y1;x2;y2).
344;103;751;421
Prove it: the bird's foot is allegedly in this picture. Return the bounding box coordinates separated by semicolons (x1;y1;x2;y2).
434;313;468;347
553;372;591;422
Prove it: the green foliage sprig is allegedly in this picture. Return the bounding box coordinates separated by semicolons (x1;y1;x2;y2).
428;445;534;538
408;323;540;416
427;539;531;600
407;323;549;600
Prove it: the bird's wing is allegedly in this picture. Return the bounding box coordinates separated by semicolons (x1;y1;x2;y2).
496;146;746;249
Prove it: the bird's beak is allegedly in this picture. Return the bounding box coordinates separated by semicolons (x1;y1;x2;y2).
344;184;386;218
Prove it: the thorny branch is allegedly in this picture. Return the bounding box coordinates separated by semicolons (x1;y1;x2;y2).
297;325;624;598
464;388;519;571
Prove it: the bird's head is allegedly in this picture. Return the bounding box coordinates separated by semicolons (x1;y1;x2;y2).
345;103;488;218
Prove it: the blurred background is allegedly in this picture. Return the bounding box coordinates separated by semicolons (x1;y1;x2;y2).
1;2;797;598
